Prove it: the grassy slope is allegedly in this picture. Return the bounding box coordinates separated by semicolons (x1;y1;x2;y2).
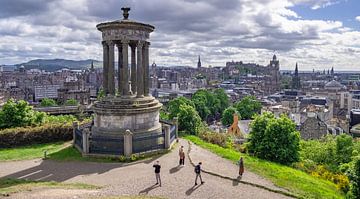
0;178;99;196
0;142;69;161
184;135;344;199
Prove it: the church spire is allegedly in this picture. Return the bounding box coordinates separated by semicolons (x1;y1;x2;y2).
197;55;201;68
295;62;298;76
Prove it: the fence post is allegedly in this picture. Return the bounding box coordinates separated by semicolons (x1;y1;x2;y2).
172;117;179;138
164;124;171;149
124;129;133;157
82;128;90;154
72;122;79;146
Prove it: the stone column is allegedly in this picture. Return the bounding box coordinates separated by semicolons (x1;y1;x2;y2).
117;43;123;96
143;42;150;96
107;41;115;95
123;129;133;157
122;40;130;96
102;42;109;94
164;124;171;149
130;43;137;95
136;41;144;97
82;128;90;154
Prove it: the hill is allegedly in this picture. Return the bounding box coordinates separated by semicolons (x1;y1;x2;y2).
17;59;102;72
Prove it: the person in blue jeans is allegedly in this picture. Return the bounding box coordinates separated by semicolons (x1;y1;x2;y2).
194;162;204;185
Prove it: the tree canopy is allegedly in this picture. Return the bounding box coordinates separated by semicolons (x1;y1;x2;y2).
221;106;238;126
235;96;262;120
177;104;202;135
248;112;300;165
0;99;46;129
167;96;195;120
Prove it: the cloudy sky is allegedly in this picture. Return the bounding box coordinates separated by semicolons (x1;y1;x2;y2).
0;0;359;71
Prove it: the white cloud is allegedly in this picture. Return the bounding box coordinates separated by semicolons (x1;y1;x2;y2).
356;16;360;22
0;0;358;71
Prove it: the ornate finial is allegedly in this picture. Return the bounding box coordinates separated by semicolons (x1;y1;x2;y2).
121;7;130;20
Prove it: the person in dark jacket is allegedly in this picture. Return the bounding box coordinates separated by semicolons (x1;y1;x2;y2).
153;161;161;186
194;162;204;185
238;157;244;177
179;146;185;166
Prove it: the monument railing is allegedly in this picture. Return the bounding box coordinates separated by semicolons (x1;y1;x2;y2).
74;128;83;150
132;132;165;154
89;135;124;155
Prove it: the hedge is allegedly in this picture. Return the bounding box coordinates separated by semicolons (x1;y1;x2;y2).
0;123;74;148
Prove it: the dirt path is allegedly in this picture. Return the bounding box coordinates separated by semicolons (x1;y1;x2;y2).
0;139;292;199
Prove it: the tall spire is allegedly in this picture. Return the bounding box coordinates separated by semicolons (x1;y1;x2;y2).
295;62;298;76
197;55;201;68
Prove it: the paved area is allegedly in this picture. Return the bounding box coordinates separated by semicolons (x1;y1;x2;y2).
0;139;291;199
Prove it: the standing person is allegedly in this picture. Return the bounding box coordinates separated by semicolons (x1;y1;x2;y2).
153;161;161;186
238;157;244;177
179;146;185;166
194;162;204;185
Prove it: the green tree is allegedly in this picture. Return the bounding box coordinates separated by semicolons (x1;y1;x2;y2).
0;99;45;129
64;98;79;106
348;156;360;198
336;134;354;165
235;96;262;120
177;104;202;135
97;88;105;100
214;88;229;115
248;112;300;165
221;106;238;126
40;98;57;107
168;97;194;120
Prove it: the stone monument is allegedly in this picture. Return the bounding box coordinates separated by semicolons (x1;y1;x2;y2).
90;7;163;156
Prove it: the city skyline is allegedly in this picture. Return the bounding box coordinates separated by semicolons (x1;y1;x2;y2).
0;0;359;71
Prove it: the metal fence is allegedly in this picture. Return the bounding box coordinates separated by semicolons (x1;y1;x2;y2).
132;132;165;153
74;128;83;150
170;125;176;143
89;135;124;155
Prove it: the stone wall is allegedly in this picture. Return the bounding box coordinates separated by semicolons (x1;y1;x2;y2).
300;116;328;140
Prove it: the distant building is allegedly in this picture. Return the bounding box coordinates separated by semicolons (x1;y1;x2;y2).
292;63;301;90
300;112;328;140
35;84;61;100
197;55;202;69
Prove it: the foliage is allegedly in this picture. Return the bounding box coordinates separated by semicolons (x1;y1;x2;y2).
235;96;262;120
40;98;58;107
167;97;194;120
198;131;230;148
336;134;354;165
184;135;344;199
0;123;75;148
159;109;170;120
248;112;300;165
221;106;238;126
346;156;360;198
177;104;202;135
97;88;105;100
0;99;46;129
213;88;230;115
64;98;79;106
44;114;78;124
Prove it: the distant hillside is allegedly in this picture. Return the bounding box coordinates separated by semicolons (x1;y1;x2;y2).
17;59;102;72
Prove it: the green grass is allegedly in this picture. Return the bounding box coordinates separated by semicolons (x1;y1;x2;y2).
184;135;344;199
0;178;99;196
0;142;70;161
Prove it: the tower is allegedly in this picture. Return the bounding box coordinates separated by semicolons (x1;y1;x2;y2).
331;67;334;76
265;54;280;94
292;62;301;90
197;55;201;69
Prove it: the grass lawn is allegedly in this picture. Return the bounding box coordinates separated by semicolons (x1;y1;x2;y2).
0;142;70;161
184;135;344;199
0;178;99;196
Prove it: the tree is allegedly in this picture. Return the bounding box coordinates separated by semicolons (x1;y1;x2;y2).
64;98;79;106
348;156;360;198
0;99;45;129
336;134;354;165
235;96;262;120
97;88;105;100
248;112;300;165
168;97;194;120
40;98;57;107
177;104;202;135
214;88;230;115
221;106;238;126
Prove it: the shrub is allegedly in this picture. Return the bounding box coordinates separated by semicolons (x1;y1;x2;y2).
221;106;238;126
198;131;230;148
64;98;79;106
40;98;57;107
0;123;74;148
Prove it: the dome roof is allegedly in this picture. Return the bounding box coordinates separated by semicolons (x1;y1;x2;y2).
324;80;346;89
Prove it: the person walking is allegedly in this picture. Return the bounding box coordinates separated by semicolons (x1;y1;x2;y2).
194;162;204;185
179;146;185;166
153;161;161;186
238;157;244;177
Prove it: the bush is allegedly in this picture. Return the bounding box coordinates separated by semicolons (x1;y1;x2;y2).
64;98;79;106
235;96;262;120
221;106;238;126
199;131;230;148
40;98;58;107
177;104;202;135
0;123;74;148
248;112;300;165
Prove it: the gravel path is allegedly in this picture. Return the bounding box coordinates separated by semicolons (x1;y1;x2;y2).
0;139;291;199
